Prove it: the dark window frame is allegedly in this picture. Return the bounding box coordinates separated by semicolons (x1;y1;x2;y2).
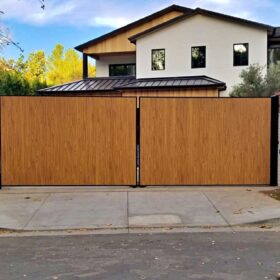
151;49;165;71
191;46;206;69
233;43;249;67
109;63;136;77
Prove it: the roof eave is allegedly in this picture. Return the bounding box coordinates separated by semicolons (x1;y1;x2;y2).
197;8;273;31
75;5;192;52
38;89;118;94
129;8;274;43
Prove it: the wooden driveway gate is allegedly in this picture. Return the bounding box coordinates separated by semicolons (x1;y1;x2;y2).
0;96;277;187
139;97;278;186
1;97;137;186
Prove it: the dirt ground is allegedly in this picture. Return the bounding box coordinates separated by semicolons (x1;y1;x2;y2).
262;188;280;201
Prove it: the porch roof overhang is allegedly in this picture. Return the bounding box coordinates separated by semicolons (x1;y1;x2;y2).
116;76;226;91
38;76;137;94
38;76;226;94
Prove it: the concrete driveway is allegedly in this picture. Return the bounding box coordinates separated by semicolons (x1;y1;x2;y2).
0;187;279;232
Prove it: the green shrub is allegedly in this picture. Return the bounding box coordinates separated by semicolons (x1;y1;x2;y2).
0;70;46;95
230;63;280;97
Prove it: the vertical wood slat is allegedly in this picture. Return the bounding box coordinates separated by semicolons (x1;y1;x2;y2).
140;97;271;186
84;10;184;54
1;97;136;186
121;88;219;97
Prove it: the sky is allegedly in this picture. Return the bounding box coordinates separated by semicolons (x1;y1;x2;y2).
0;0;280;60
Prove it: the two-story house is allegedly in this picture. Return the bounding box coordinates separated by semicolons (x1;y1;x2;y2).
40;5;280;97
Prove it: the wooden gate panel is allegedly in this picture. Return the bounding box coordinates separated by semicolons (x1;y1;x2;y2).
140;98;271;185
1;97;136;186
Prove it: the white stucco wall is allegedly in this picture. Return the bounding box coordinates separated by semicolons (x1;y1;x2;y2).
95;54;136;77
136;14;268;96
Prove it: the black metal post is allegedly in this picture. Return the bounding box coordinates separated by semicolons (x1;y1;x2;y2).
83;53;88;79
270;95;279;186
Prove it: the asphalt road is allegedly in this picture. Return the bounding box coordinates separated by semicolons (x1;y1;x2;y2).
0;232;279;280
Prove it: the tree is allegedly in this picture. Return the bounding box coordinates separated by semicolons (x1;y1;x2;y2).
64;49;85;82
0;69;32;95
0;52;47;95
0;55;26;73
47;44;95;85
265;62;280;96
25;50;47;82
230;63;280;97
46;44;65;85
0;43;96;95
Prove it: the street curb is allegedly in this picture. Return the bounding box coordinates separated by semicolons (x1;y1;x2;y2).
235;217;280;227
1;217;280;235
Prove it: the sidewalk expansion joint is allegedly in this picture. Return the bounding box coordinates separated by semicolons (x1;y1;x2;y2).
127;191;130;233
22;193;51;230
202;191;232;228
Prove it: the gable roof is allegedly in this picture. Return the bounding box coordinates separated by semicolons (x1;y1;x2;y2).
75;5;193;52
129;7;274;43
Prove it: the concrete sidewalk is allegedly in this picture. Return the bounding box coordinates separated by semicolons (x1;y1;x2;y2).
0;187;279;232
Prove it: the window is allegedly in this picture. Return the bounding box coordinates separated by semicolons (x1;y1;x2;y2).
268;47;280;66
233;43;249;66
191;46;206;68
152;49;165;70
109;64;136;76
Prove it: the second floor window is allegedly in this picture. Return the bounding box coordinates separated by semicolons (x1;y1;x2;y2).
191;46;206;68
152;49;165;70
234;43;249;66
109;64;136;76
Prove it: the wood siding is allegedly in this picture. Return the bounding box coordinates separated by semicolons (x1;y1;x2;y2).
43;89;218;98
122;88;219;98
1;97;136;186
84;11;183;55
140;98;271;185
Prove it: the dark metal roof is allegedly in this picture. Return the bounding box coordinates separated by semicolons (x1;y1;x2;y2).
75;5;192;52
38;76;226;94
38;76;137;93
129;8;274;43
115;76;226;90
